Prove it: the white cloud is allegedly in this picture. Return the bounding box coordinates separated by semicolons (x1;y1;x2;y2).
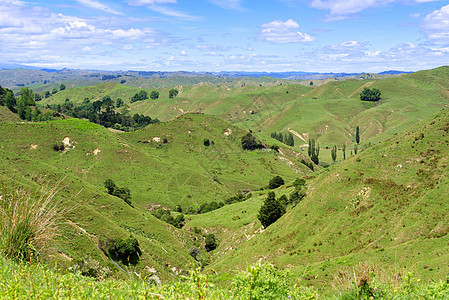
209;0;244;11
422;4;449;45
310;0;440;19
260;19;315;43
147;5;199;20
180;50;187;56
75;0;122;15
410;12;420;18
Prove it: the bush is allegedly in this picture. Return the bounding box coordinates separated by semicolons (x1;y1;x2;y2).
0;177;63;260
70;258;111;279
257;191;285;228
241;132;262;150
189;246;200;260
107;235;141;265
292;178;306;190
268;176;285;189
360;87;381;101
104;179;132;206
205;233;217;252
52;143;64;152
203;138;210;146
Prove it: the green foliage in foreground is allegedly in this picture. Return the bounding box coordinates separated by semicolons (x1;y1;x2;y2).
1;255;448;299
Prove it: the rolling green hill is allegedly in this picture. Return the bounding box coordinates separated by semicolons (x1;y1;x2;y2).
0;113;305;279
36;67;449;159
204;107;449;294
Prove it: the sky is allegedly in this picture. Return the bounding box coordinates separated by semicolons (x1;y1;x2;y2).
0;0;448;72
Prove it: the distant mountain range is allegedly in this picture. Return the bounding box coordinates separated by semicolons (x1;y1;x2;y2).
0;63;412;89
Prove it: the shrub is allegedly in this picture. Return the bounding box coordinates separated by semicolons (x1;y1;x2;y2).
0;177;64;260
292;178;306;190
360;87;381;101
169;88;179;99
104;179;132;206
241;132;262;150
205;233;217;252
189;246;200;260
203;138;210;146
107;235;141;265
257;191;285;228
52;143;64;152
268;176;285;189
70;258;111;279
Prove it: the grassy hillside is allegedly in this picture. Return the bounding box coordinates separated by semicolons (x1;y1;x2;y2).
0;113;304;278
0;106;21;122
35;67;449;159
206;107;449;294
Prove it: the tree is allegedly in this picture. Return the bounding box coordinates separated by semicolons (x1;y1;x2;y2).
257;192;285;228
60;84;66;91
354;143;358;155
150;90;159;100
169;88;179;99
342;143;346;160
355;126;360;144
205;233;217;252
108;235;141;265
203;138;210;146
45;91;51;98
34;93;42;102
331;145;337;162
52;88;58;95
17;98;26;120
268;176;285;189
285;132;294;146
5;91;15;111
241;132;262;150
116;98;124;108
360;87;381;101
20;87;34;106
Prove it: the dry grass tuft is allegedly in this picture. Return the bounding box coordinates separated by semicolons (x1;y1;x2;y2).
0;176;67;261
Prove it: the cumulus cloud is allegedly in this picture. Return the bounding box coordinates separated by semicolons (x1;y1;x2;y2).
422;4;449;45
259;19;315;43
75;0;122;15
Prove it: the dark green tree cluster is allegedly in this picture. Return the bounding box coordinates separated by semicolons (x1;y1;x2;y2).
331;145;337;162
308;139;320;165
169;88;179;99
102;236;141;265
152;208;185;228
0;85;13;107
2;87;53;122
205;233;217;252
60;84;66;91
360;87;381;101
104;179;132;206
196;201;224;214
257;191;286;228
300;159;314;171
224;192;252;204
268;175;285;189
130;90;149;103
241;132;263;150
270;131;294;146
150;91;159;100
52;96;158;131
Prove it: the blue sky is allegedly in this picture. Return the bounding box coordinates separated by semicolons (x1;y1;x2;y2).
0;0;448;72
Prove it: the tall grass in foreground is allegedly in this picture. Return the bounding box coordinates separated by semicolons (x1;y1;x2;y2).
0;177;65;260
